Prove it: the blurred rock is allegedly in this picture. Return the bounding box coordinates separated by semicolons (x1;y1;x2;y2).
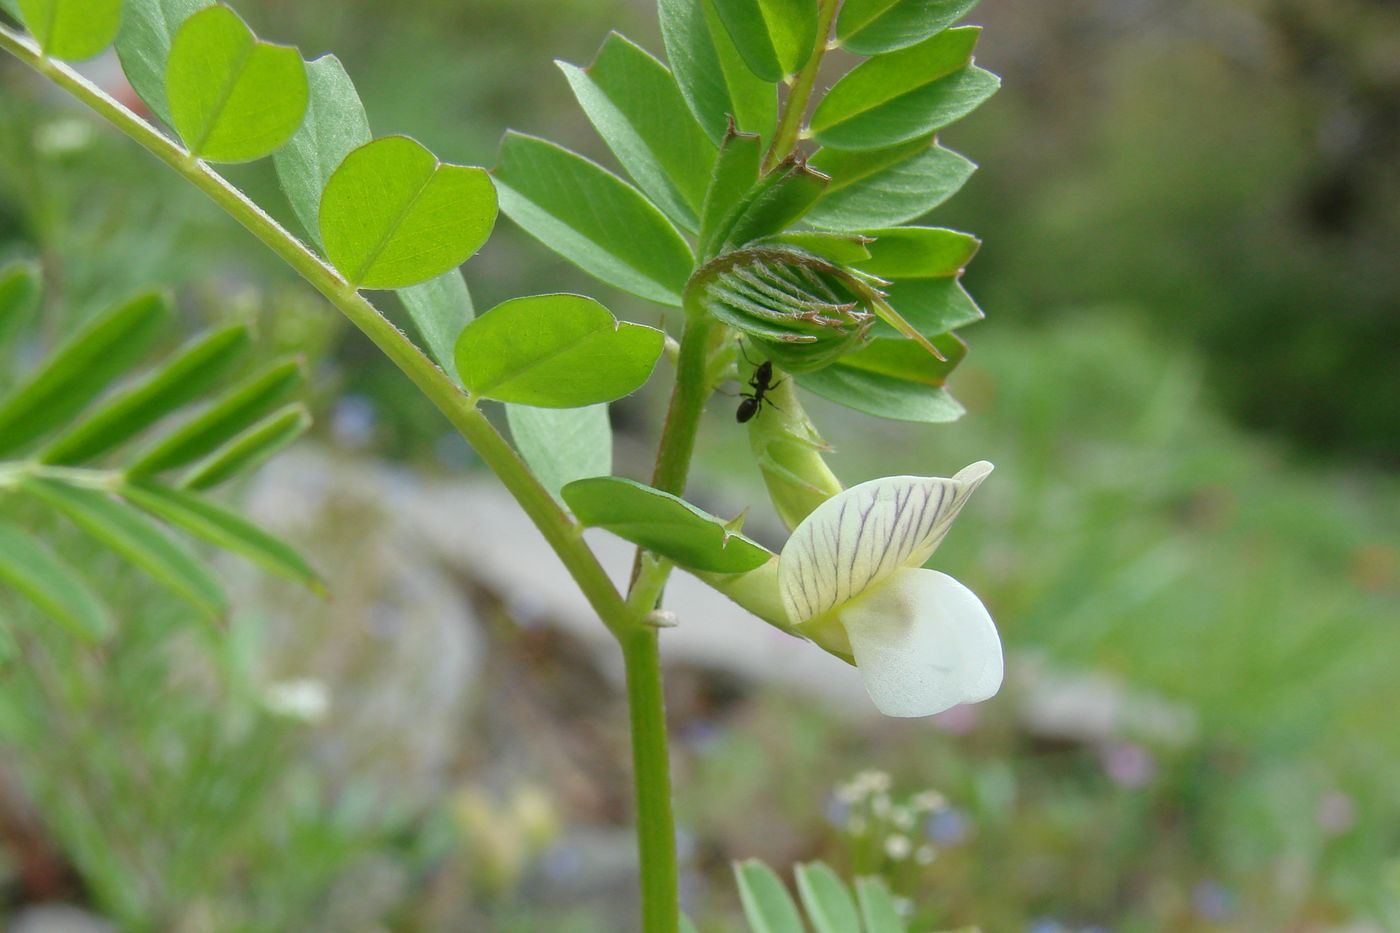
9;905;114;933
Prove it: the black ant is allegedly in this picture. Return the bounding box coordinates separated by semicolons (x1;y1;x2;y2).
736;358;781;423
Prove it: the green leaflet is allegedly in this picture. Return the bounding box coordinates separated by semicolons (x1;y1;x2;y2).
272;53;372;248
658;0;776;145
836;0;980;55
562;477;771;574
759;230;873;265
811;28;999;150
710;0;816;83
0;291;169;457
128;358;304;475
798;362;966;422
733;859;805;933
166;4;308;163
0;259;41;370
40;325;252;465
120;480;323;592
855;875;908;933
561;32;716;232
397;270;475;384
699;128;763;258
858;226;980;279
18;0;122;60
319;135;495;289
794;862;862;933
708;156;828;256
181;404;311;491
22;477;227;618
836;332;966;385
115;0;213;125
807;139;977;230
494;132;694;306
505;403;612;503
456;294;664;407
0;521;111;640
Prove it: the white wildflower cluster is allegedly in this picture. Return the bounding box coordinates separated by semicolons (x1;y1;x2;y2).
831;771;951;877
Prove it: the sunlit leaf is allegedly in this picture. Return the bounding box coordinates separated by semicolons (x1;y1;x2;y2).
711;0;816;82
128;358;303;475
456;294;664;407
494;132;694;305
561;32;716;231
812;28;998;150
659;0;776;144
836;0;980;55
858;226;979;279
807;139;976;230
18;0;122;60
795;862;861;933
181;404;311;491
166;4;308;162
319;135;495;289
562;477;771;574
854;875;907;933
0;521;111;640
115;0;213;125
397;270;475;384
798;363;965;422
0;291;168;457
120;480;323;592
506;403;612;502
41;325;252;465
733;859;805;933
23;477;226;618
272;53;371;247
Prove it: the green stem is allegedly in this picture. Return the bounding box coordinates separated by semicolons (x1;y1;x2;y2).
763;0;842;171
649;313;716;497
622;625;679;932
0;25;632;636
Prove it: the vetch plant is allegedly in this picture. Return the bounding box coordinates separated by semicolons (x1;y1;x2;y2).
0;0;1003;926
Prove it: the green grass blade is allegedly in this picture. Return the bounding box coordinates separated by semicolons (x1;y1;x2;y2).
181;404;311;491
128;358;304;476
0;520;112;640
22;477;226;618
40;325;252;465
119;480;323;593
0;291;168;457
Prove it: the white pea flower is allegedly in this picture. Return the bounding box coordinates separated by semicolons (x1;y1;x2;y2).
778;462;1002;717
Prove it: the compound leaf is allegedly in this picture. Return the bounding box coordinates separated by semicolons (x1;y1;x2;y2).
562;477;771;574
41;325;252;465
320;135;496;289
494;132;694;306
120;480;322;592
166;4;308;162
0;291;168;457
181;403;311;491
128;358;303;475
456;294;664;407
23;478;226;618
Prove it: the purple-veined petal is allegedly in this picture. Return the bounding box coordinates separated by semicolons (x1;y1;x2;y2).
840;567;1002;717
778;461;992;624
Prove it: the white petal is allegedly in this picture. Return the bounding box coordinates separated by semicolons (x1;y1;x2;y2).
839;568;1003;717
778;461;993;624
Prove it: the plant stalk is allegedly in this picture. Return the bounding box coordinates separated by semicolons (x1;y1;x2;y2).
622;625;680;932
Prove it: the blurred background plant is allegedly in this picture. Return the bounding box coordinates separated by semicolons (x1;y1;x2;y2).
1;0;1397;930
